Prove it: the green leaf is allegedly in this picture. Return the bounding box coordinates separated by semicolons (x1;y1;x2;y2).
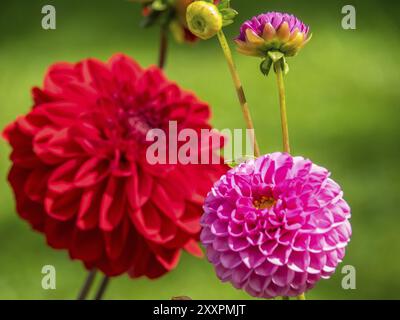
220;8;238;20
218;0;231;9
260;57;273;76
282;58;290;75
267;51;284;62
222;19;234;27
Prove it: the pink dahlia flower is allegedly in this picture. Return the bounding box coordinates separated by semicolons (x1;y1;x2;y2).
201;152;351;298
236;12;311;58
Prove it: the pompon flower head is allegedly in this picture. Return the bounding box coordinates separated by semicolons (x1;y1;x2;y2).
186;0;238;40
201;153;351;298
236;12;311;58
186;1;222;40
3;54;228;278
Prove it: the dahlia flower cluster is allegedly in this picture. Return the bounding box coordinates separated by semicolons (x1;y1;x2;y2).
2;1;351;301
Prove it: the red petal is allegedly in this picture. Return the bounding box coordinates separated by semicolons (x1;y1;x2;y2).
24;166;50;202
99;177;126;231
152;183;185;220
47;159;82;193
44;217;74;249
177;201;202;234
103;217;130;260
45;189;81;221
126;165;153;210
70;228;103;262
74;157;109;188
130;202;177;244
76;184;105;230
184;239;204;258
109;54;142;84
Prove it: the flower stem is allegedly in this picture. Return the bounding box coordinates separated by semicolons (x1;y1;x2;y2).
158;27;168;69
77;269;97;300
216;30;261;158
274;62;290;154
94;276;110;300
297;293;306;300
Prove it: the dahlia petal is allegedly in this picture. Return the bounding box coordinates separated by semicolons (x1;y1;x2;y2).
74;157;109;188
39;102;83;127
177;202;202;234
79;59;114;93
259;240;279;256
215;264;232;282
24;167;50;202
45;189;81;221
184;239;203;258
70;228;103;262
229;236;250;252
267;245;292;266
200;227;214;244
76;185;103;230
34;128;83;164
211;219;228;236
126;165;153;210
130;203;177;244
290;271;308;290
265;282;289;298
292;233;310;251
240;247;267;268
44;217;74;249
103;217;130;260
99;177;126;231
231;264;252;285
109;54;142;84
271;266;295;287
254;262;278;276
247;273;270;294
152;183;185;219
213;237;230;252
220;251;242;269
149;245;181;271
44;62;77;94
308;252;327;274
288;250;310;272
206;246;220;264
8;166;46;230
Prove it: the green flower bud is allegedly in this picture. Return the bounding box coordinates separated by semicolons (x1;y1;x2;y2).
186;1;223;40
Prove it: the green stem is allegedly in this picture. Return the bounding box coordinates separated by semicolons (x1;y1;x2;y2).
77;269;97;300
158;27;168;69
216;30;261;158
274;62;290;154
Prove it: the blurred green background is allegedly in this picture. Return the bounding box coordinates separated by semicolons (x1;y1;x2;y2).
0;0;399;299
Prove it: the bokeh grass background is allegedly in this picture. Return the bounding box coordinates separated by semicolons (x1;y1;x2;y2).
0;0;399;299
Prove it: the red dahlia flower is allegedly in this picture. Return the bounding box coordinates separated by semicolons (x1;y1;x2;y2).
3;54;227;278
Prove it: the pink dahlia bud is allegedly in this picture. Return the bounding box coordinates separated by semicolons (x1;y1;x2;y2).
235;12;311;58
201;153;351;298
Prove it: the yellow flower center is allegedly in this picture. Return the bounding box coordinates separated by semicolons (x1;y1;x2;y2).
253;196;276;209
